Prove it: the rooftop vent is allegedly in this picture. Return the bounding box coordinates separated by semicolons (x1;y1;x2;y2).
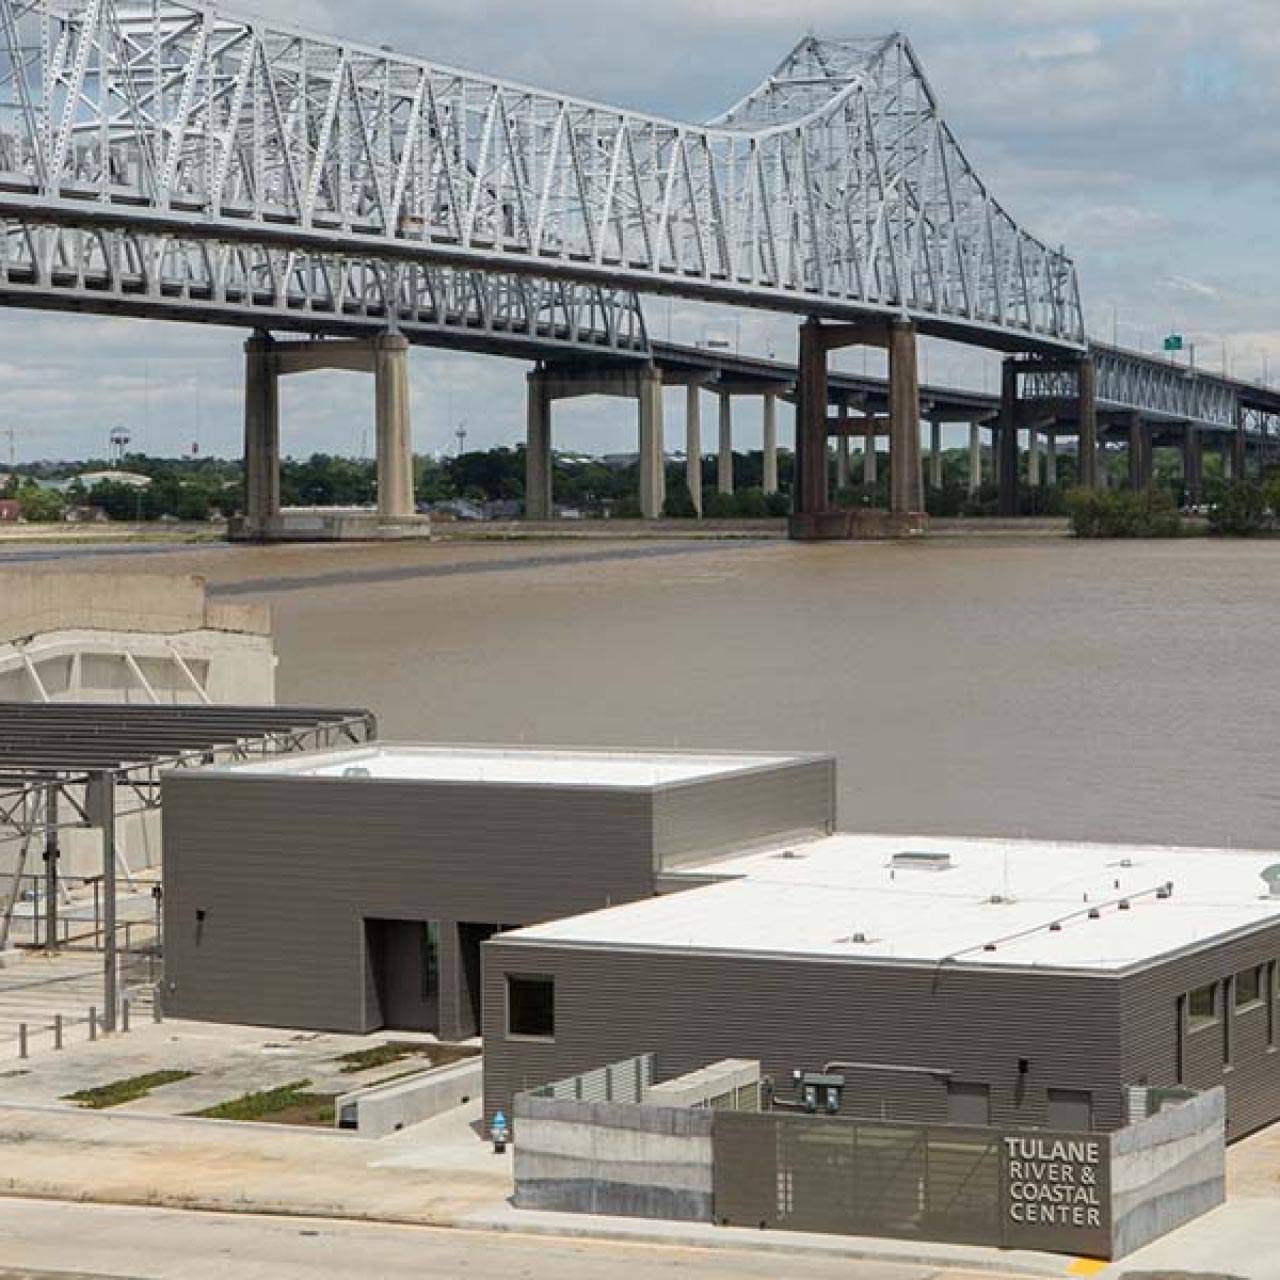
342;766;372;779
890;850;953;873
1262;866;1280;899
774;849;805;860
837;932;876;946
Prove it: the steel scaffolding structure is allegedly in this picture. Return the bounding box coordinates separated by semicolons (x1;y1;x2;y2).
0;703;375;1029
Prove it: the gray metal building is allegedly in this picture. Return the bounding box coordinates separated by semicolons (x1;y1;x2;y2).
160;744;1280;1145
483;835;1280;1143
161;745;834;1040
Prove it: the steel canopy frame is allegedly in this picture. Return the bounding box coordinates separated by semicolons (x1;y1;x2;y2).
0;2;1085;348
0;702;376;1031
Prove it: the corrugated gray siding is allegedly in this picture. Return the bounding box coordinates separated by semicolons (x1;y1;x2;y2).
1118;924;1280;1141
653;758;836;870
482;941;1125;1132
162;774;657;1035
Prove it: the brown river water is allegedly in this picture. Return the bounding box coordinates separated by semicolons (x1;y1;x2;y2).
18;533;1280;850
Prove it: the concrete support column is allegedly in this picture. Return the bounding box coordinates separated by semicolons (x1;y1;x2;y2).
968;422;982;495
1183;425;1204;505
638;368;665;519
243;333;281;536
864;421;878;486
1232;414;1247;482
1078;358;1099;489
888;321;923;515
1045;432;1058;487
717;393;734;496
794;320;830;517
997;361;1019;516
685;384;703;516
836;402;852;492
1027;427;1041;488
373;334;414;519
1127;413;1151;491
762;392;779;496
525;370;553;520
929;420;943;490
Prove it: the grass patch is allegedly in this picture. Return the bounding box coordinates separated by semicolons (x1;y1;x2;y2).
334;1041;430;1074
333;1040;478;1075
193;1079;336;1126
64;1069;195;1110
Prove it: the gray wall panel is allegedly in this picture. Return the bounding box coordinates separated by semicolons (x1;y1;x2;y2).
163;774;658;1034
482;941;1124;1132
1118;925;1280;1141
654;758;836;870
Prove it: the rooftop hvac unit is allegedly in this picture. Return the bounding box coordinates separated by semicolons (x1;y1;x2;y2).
889;850;953;872
1262;865;1280;898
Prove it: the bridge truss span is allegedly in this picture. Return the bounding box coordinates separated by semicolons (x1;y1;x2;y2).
0;213;649;354
0;0;1084;347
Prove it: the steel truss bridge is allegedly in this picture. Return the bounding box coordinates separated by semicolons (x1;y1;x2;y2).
1;0;1278;525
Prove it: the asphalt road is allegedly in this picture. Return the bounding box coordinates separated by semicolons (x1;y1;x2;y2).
0;1198;975;1280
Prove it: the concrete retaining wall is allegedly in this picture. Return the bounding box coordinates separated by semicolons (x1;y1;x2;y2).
0;572;269;642
513;1094;713;1222
336;1058;482;1138
1109;1086;1226;1259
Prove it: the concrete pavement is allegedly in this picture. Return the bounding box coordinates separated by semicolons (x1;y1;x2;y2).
0;1197;1012;1280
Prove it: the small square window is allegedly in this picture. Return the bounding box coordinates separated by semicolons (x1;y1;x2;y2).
507;974;555;1039
1236;966;1264;1010
1187;983;1218;1030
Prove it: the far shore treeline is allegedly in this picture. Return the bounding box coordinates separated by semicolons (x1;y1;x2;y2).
4;445;1280;535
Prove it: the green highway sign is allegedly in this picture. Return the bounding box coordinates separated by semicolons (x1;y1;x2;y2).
1163;334;1184;352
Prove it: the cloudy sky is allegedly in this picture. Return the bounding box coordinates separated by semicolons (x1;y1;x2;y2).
4;0;1278;464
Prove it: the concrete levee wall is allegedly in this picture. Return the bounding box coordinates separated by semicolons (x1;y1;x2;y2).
1109;1086;1226;1259
0;572;269;642
336;1058;482;1138
513;1094;713;1222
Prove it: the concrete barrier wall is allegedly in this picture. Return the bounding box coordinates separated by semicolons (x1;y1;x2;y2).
1109;1086;1226;1259
0;573;270;642
513;1095;713;1222
336;1058;482;1138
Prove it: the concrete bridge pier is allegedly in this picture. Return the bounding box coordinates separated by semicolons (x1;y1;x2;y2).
792;317;923;538
243;333;281;537
833;401;853;492
888;321;924;517
526;363;666;519
968;422;983;494
1045;430;1058;487
241;330;416;540
1026;427;1041;488
372;334;414;520
762;392;779;496
929;420;943;490
717;393;735;496
1127;413;1152;491
1183;425;1204;505
997;362;1020;516
1078;358;1100;490
684;384;703;516
865;417;879;486
1232;410;1247;482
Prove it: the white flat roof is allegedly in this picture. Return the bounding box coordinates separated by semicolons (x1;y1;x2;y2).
510;833;1280;973
217;744;799;789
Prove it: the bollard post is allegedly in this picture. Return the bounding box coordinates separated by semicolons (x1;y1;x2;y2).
54;1013;63;1050
121;998;130;1033
18;1023;27;1060
89;1007;97;1042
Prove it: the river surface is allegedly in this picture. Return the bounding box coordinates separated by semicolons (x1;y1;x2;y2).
12;533;1280;850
